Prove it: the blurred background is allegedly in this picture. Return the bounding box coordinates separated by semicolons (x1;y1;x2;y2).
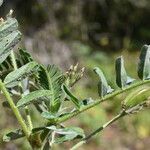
0;0;150;149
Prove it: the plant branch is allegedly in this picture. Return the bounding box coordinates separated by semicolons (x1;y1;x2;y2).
84;111;126;141
0;80;30;138
10;51;33;131
58;80;150;124
70;111;126;150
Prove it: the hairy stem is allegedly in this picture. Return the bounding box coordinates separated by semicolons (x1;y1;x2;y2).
10;51;18;70
10;51;33;131
71;111;126;150
58;80;150;124
25;107;33;131
0;80;30;138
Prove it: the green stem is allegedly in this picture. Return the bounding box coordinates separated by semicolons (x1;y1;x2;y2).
58;80;150;123
0;80;30;138
25;107;33;131
10;51;18;70
70;111;126;150
70;141;86;150
84;111;126;141
10;51;33;131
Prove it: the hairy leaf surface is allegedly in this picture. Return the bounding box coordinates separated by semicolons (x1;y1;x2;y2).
38;65;64;113
4;61;39;87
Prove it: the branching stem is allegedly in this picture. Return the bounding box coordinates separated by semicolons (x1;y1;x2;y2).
70;111;126;150
84;111;126;141
0;80;30;138
10;51;33;131
58;80;150;123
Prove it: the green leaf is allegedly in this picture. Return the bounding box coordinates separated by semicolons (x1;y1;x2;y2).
0;17;21;64
62;85;81;109
16;49;33;66
41;111;58;120
46;126;85;143
122;87;150;109
0;30;21;63
38;65;64;113
115;56;135;88
0;56;13;78
17;90;52;108
0;49;33;80
93;67;113;97
4;61;39;88
0;17;18;39
3;129;25;142
138;45;150;80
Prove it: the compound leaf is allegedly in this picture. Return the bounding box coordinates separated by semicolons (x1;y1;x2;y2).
38;65;64;113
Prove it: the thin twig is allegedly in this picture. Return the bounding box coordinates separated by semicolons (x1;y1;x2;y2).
70;111;126;150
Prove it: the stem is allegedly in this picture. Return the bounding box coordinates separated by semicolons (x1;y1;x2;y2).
70;111;126;150
0;80;30;138
10;51;33;131
10;51;18;70
58;80;150;124
25;107;33;131
70;141;86;150
84;111;126;141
